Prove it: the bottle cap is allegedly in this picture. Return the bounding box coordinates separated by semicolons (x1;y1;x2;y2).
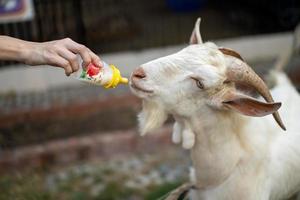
104;65;128;88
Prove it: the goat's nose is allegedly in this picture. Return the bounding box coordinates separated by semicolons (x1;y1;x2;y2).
132;67;146;79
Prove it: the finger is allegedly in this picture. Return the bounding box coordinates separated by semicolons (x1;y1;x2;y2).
65;41;91;68
50;55;73;76
57;48;80;72
88;49;102;68
64;64;73;76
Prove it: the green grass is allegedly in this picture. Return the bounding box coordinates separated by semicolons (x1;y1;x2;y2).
0;174;52;200
144;181;184;200
0;172;184;200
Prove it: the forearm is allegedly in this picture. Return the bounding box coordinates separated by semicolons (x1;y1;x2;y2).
0;36;102;76
0;35;31;62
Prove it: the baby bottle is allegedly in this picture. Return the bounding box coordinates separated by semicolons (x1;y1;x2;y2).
73;61;128;89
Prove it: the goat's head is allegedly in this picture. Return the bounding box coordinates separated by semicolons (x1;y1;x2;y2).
130;18;286;136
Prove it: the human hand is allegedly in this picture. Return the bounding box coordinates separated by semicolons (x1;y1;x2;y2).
22;38;102;76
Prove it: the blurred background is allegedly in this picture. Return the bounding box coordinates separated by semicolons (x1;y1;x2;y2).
0;0;299;199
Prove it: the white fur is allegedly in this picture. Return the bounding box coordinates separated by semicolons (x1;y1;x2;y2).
138;100;167;136
172;121;196;149
182;125;195;149
130;19;300;200
172;122;182;144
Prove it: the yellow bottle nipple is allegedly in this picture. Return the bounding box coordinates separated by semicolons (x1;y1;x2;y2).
104;65;128;89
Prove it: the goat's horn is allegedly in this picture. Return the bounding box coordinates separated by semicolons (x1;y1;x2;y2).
219;47;244;61
225;58;286;131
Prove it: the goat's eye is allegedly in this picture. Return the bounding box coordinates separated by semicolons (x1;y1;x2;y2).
196;80;204;89
191;77;204;89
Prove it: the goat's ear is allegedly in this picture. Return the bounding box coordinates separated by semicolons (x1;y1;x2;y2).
222;93;281;117
189;18;203;44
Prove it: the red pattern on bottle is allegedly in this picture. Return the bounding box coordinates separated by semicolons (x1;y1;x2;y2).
86;63;100;77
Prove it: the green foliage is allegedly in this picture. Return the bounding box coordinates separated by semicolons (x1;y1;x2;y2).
0;174;52;200
94;181;135;200
71;191;89;200
0;151;188;200
0;173;185;200
144;181;183;200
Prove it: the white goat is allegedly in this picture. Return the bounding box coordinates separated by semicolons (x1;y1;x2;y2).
129;18;300;200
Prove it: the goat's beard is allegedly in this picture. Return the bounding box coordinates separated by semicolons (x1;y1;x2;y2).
138;100;168;136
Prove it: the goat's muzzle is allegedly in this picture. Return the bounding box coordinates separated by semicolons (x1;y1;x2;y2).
130;67;154;94
132;67;146;80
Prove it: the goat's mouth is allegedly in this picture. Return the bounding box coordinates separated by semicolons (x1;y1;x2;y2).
130;82;154;94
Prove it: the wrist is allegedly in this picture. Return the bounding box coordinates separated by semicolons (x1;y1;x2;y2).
19;41;36;64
